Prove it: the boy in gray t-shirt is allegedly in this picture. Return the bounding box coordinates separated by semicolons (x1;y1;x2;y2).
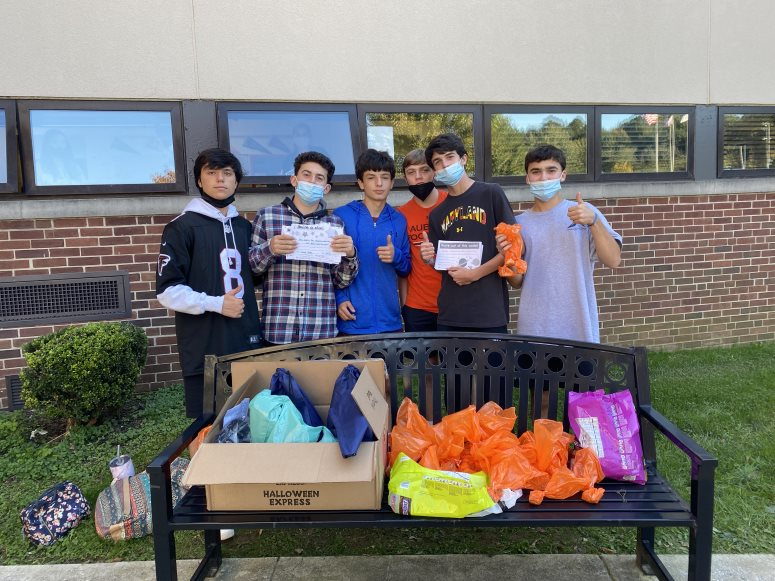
497;145;622;343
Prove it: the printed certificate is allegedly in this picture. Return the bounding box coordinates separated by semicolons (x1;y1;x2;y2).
434;241;483;270
281;223;345;265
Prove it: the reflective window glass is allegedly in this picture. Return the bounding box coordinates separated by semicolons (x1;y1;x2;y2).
0;110;6;183
30;110;175;186
490;113;587;176
600;113;689;174
721;113;775;171
365;112;475;177
226;111;355;177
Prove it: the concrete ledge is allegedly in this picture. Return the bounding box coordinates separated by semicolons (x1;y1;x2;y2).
1;554;772;581
1;178;774;220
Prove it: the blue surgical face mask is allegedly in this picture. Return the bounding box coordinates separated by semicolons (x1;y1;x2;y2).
529;178;562;202
295;180;326;205
434;161;466;186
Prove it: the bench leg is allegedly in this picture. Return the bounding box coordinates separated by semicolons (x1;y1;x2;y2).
190;529;223;580
636;526;655;575
688;525;712;581
637;527;677;581
153;528;178;581
688;471;714;581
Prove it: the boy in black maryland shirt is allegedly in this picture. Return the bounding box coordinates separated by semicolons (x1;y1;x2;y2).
419;133;516;332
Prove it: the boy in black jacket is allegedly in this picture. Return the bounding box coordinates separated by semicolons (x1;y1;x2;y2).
156;148;261;419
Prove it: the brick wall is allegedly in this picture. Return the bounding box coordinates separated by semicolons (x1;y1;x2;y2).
0;215;178;410
1;191;773;409
508;192;774;348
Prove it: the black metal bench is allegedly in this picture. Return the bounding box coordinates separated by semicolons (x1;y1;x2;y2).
149;332;716;581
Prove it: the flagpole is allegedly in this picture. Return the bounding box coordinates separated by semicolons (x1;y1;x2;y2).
670;118;675;172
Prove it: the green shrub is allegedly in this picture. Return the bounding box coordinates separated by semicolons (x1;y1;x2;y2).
20;322;148;428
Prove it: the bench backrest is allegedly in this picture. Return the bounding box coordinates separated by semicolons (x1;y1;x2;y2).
204;332;655;461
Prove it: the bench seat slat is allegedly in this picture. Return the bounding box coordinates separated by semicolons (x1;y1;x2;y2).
168;509;695;530
170;472;695;529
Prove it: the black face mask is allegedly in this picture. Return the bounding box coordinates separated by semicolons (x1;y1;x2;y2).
407;181;435;202
200;192;235;208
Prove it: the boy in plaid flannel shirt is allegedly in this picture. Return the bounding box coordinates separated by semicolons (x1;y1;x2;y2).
249;151;359;345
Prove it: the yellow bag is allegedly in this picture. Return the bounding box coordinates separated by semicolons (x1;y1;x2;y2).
387;453;495;518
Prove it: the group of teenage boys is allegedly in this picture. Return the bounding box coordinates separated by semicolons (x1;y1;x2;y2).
157;133;622;421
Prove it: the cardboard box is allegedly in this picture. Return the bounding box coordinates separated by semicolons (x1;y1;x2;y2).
182;359;389;511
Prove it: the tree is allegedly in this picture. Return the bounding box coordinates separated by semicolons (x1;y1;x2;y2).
366;113;475;175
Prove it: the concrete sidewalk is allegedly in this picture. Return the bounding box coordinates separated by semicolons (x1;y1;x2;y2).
1;554;773;581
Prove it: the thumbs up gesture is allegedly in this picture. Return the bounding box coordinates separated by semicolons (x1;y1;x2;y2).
419;231;436;265
377;233;395;263
567;191;595;226
221;285;245;318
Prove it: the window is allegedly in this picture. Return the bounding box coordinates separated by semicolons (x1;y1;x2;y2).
359;105;481;180
718;107;775;177
485;106;592;183
18;101;185;195
597;107;693;180
0;100;19;194
0;111;7;183
218;104;359;186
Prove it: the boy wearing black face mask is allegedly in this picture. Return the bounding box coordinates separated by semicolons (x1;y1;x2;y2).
156;148;262;419
397;149;448;331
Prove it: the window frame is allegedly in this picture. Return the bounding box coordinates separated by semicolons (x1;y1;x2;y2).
0;100;19;194
217;102;360;188
595;105;694;182
17;100;186;196
717;106;775;178
357;104;484;187
483;104;594;185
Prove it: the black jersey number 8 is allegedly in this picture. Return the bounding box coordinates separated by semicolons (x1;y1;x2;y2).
219;248;244;298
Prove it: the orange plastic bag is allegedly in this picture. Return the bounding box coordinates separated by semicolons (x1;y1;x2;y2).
495;222;527;277
388;398;437;467
517;431;539;466
534;419;575;473
419;444;441;470
528;447;605;505
572;447;605;486
391;399;517;471
388;399;604;506
475;432;550;497
477;401;517;436
433;405;477;463
188;425;212;458
574;448;605;503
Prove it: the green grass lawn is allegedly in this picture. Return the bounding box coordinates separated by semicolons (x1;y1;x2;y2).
0;342;773;565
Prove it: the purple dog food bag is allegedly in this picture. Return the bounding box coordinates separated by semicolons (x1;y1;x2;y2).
568;389;646;485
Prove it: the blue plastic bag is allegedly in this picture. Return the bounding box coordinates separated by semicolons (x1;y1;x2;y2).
326;364;374;458
217;397;251;443
249;391;336;443
270;368;324;427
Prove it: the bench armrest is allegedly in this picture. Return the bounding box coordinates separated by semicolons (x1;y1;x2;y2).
148;413;214;473
638;404;718;474
148;413;214;523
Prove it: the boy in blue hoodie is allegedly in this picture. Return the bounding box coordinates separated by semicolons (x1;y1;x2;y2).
334;149;411;334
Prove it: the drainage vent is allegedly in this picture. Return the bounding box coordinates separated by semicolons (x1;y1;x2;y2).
4;375;23;410
0;271;131;327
